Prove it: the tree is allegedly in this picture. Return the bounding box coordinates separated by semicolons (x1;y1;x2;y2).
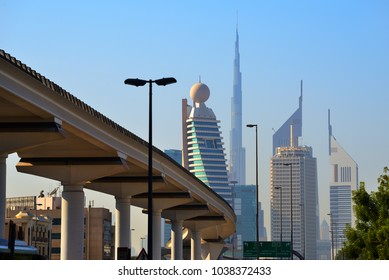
340;167;389;259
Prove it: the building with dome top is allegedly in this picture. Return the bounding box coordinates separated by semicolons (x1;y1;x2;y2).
181;81;232;205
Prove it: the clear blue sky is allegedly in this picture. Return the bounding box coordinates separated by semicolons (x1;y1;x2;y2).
2;0;389;252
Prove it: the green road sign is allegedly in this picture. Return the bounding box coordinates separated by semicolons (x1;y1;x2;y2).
243;241;291;258
243;241;258;258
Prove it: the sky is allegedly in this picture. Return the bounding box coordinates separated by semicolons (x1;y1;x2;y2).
2;0;389;254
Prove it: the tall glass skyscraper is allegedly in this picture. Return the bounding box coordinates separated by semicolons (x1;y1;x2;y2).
231;184;267;259
182;82;232;205
229;27;246;185
328;110;358;257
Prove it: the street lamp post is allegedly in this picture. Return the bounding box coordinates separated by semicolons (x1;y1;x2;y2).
300;203;305;259
124;77;177;260
246;124;259;259
275;186;283;242
283;163;293;259
328;213;334;260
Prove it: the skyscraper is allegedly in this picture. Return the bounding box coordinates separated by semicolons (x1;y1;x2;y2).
317;219;331;260
270;143;318;260
320;219;330;241
182;82;232;205
230;184;267;259
270;88;319;260
328;110;358;257
229;26;246;185
272;81;303;155
165;149;182;166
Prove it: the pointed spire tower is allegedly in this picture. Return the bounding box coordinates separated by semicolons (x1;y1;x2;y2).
229;23;246;185
272;81;303;155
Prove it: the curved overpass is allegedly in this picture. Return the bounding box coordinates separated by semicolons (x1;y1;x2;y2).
0;50;235;260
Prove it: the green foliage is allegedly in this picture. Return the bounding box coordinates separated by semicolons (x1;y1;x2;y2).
340;167;389;259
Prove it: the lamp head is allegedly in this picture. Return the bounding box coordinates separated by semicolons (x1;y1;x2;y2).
154;77;177;86
124;78;148;87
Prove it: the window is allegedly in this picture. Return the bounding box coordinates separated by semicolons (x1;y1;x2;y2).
340;166;352;182
333;164;338;182
51;247;61;254
205;139;215;148
52;233;61;239
234;198;242;215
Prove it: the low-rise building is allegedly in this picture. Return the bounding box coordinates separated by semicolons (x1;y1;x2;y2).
6;194;113;260
5;211;52;259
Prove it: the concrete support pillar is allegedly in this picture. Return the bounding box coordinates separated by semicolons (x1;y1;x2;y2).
115;197;131;260
191;230;201;260
201;242;225;260
61;184;84;260
152;210;162;260
171;220;183;260
0;155;7;239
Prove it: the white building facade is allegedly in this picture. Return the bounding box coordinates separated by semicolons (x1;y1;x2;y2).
328;110;358;257
270;145;318;260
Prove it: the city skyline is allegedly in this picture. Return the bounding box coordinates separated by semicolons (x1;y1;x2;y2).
2;1;389;254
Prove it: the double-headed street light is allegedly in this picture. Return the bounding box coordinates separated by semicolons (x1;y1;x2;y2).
124;77;176;260
246;124;259;258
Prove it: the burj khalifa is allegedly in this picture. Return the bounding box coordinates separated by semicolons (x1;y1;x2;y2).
229;27;246;185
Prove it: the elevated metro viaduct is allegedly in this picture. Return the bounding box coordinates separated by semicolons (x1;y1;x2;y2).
0;50;236;260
